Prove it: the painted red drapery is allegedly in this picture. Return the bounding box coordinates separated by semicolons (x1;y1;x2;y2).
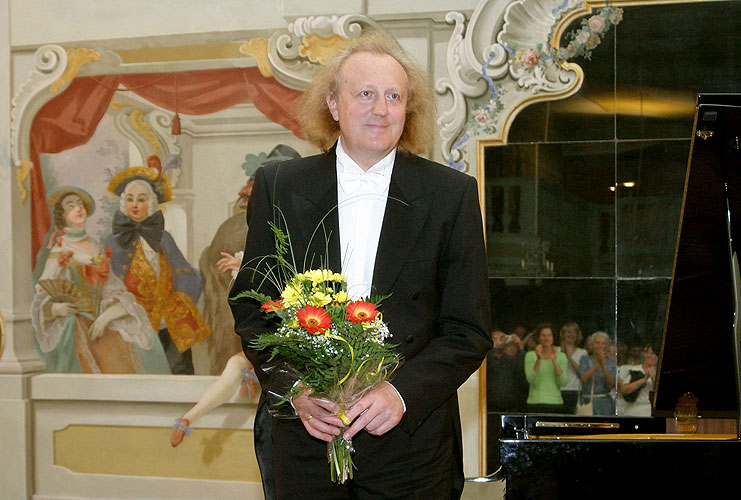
29;67;303;268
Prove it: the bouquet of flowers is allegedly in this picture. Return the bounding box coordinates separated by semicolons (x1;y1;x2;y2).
233;222;401;483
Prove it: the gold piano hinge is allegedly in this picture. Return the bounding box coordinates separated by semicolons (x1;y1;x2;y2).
534;421;620;429
696;127;714;141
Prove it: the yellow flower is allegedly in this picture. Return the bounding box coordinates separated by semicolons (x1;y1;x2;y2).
332;272;346;283
281;284;303;307
333;290;349;303
287;320;299;329
308;291;332;307
304;269;326;284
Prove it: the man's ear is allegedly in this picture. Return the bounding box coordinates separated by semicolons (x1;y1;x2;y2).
326;93;339;121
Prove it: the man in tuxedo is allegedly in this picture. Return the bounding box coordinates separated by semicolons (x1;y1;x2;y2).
229;32;491;500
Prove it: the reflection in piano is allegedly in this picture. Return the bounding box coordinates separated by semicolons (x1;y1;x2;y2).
497;94;741;499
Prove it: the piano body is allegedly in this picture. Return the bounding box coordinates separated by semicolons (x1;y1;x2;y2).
497;94;741;498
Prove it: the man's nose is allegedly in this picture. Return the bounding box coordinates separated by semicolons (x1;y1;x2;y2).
372;97;388;116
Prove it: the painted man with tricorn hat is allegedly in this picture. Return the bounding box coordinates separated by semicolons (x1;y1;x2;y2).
106;156;210;374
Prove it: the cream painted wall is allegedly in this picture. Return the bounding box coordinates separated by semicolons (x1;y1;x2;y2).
7;0;478;47
8;0;288;47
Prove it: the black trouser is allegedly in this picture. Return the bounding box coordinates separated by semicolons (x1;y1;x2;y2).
271;406;457;500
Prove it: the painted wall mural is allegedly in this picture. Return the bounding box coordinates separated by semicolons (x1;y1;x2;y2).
29;129;304;375
10;15;385;376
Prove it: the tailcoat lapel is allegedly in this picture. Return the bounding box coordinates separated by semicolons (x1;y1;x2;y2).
372;154;433;296
287;151;342;273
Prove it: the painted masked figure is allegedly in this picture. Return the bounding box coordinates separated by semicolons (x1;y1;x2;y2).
106;161;210;374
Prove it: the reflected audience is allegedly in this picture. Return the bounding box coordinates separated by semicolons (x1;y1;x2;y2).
578;331;617;415
488;318;658;418
524;323;569;413
556;321;587;414
487;329;528;413
510;325;528;342
520;326;538;352
617;342;658;416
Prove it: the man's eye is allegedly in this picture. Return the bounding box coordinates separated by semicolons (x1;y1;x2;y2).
360;90;371;97
389;93;400;100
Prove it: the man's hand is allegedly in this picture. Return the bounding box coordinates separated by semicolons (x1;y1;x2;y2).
342;382;404;441
292;388;345;442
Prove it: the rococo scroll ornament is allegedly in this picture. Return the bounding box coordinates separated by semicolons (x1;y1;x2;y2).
10;46;91;205
436;0;622;171
267;14;384;90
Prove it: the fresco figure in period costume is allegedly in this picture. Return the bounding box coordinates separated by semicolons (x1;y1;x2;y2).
106;160;210;374
31;186;171;374
199;144;302;375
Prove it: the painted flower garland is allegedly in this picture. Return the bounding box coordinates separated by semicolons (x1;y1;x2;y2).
462;6;624;142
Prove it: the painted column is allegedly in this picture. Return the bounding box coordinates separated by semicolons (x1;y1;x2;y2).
0;1;44;498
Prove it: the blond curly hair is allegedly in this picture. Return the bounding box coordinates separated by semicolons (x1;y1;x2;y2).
296;31;437;156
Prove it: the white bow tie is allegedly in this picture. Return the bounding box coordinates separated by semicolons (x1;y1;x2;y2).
338;171;391;195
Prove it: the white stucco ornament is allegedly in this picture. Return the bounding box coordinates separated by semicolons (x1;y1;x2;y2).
436;0;621;171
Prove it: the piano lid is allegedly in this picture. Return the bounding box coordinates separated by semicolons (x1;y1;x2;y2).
655;93;741;418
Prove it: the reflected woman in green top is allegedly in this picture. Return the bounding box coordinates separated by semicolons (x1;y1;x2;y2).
524;323;569;413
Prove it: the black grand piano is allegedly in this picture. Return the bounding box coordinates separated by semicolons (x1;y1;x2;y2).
495;94;741;499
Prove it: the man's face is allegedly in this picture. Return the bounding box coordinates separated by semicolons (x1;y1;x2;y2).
124;183;151;222
326;51;408;170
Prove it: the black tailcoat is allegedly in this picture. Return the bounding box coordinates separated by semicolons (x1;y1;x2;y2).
230;148;492;498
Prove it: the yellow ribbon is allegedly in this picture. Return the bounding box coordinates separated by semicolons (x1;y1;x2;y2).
324;332;354;384
338;412;352;425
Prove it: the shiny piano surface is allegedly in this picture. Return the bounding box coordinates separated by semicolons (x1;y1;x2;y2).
497;94;741;499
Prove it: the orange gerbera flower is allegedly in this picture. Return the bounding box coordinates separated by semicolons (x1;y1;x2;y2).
345;301;379;323
296;305;331;334
261;300;285;313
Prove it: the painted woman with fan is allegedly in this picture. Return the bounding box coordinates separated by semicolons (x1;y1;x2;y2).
30;186;171;374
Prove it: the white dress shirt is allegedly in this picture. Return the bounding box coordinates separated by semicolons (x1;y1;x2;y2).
335;137;405;411
336;137;395;300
